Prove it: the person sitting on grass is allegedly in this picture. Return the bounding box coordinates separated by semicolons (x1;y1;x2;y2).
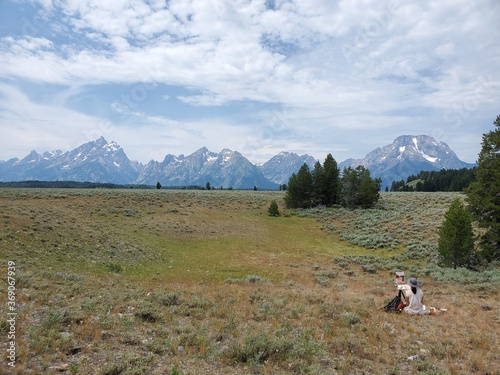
403;277;430;315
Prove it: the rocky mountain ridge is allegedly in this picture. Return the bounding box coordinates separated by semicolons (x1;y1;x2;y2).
0;135;475;189
338;135;475;189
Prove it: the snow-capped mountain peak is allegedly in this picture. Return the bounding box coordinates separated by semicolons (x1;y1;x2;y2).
339;135;475;189
0;137;138;184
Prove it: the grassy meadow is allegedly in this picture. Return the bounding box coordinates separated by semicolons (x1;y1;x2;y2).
0;188;499;374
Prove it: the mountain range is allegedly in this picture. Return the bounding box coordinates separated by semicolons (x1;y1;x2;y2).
0;135;475;189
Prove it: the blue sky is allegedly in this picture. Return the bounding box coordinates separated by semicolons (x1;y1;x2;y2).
0;0;499;165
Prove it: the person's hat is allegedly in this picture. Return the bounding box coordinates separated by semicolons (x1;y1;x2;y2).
408;277;420;287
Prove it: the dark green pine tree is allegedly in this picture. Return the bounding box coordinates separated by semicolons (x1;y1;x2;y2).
323;153;340;206
311;161;326;206
340;167;359;209
284;163;313;208
466;115;500;262
284;172;299;208
268;200;280;217
295;163;314;208
438;198;476;269
358;167;381;209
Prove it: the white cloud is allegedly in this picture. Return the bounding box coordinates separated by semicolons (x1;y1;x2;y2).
0;83;103;154
177;94;228;107
0;83;267;163
0;0;498;165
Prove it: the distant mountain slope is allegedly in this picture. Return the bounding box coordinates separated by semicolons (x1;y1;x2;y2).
259;151;317;185
339;135;476;189
137;147;278;189
49;137;140;184
0;137;138;184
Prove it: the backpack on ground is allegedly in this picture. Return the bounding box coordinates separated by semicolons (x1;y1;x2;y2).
383;290;406;312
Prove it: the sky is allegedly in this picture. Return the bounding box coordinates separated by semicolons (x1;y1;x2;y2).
0;0;499;165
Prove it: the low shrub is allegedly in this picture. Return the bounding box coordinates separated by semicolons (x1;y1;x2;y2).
100;352;154;375
225;331;294;364
393;241;438;262
340;311;361;326
157;292;180;306
105;262;123;273
134;302;163;323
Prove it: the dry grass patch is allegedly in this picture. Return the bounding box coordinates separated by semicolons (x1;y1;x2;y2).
0;189;498;374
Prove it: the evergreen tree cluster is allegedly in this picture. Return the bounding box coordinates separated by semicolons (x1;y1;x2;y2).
390;167;476;192
341;166;382;209
438;115;500;268
465;115;500;262
284;154;381;209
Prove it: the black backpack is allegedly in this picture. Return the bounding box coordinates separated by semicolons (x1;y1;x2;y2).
383;290;406;312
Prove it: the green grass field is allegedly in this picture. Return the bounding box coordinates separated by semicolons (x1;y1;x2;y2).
0;189;499;374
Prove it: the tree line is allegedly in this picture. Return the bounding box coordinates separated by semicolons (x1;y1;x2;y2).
0;181;143;189
284;154;381;209
390;167;476;192
0;181;203;190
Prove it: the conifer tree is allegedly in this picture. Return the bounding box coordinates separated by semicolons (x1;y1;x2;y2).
284;163;313;208
268;200;280;217
438;198;476;269
295;163;313;208
284;173;299;208
323;154;340;206
311;161;326;206
340;167;359;209
358;167;381;209
466;115;500;262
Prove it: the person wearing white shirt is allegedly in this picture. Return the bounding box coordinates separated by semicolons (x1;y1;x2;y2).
403;277;430;315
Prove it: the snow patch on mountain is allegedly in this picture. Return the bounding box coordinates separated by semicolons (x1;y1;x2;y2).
412;136;438;163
